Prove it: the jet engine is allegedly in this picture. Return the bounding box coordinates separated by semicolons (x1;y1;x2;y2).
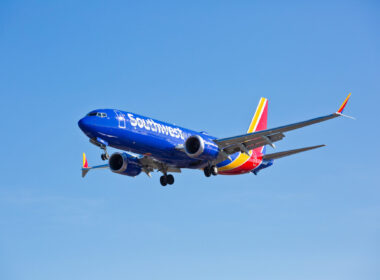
109;152;142;177
184;135;219;160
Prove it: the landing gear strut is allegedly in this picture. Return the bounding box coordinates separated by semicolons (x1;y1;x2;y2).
160;174;174;186
101;152;109;161
204;165;218;177
100;146;109;161
89;138;109;161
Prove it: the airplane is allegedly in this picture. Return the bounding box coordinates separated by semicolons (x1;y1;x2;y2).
78;94;352;186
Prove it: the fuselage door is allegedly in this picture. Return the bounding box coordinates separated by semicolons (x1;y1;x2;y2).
114;110;126;128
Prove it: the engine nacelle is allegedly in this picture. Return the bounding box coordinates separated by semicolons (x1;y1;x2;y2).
184;135;219;161
108;152;142;177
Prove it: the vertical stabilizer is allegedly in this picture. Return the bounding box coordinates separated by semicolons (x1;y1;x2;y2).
217;97;269;174
247;97;268;158
247;97;268;133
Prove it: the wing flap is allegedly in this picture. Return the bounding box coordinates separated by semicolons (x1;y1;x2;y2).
221;132;285;155
138;155;182;175
263;145;325;161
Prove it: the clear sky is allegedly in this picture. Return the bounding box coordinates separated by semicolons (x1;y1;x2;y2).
0;0;379;279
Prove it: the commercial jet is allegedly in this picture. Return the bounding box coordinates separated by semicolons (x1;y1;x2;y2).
78;94;352;186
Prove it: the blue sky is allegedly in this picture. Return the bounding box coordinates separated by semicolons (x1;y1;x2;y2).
0;0;379;279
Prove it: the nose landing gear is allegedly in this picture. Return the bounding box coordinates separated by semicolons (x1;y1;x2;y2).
99;143;109;161
100;151;109;161
89;138;109;161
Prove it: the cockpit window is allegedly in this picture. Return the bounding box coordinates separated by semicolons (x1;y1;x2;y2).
87;112;107;118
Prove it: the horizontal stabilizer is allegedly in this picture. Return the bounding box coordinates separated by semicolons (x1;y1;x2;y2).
263;145;325;161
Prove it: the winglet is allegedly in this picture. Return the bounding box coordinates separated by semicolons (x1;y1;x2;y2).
82;153;90;178
337;93;351;114
83;153;88;168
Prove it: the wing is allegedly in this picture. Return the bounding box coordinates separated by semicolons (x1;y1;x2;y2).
214;94;352;161
81;152;181;178
138;155;181;177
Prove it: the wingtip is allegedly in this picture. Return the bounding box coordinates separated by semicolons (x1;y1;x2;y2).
82;168;90;178
309;144;326;150
337;93;351;114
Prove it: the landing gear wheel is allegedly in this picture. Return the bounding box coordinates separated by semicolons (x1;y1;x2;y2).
204;167;211;177
101;153;109;161
211;165;218;176
167;174;174;185
160;175;168;186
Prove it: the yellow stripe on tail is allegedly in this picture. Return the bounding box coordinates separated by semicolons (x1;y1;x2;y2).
83;153;88;168
247;97;268;133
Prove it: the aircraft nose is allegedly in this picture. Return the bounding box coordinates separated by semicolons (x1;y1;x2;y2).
78;117;91;132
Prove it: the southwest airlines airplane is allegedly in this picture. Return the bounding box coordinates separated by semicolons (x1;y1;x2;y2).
78;94;352;186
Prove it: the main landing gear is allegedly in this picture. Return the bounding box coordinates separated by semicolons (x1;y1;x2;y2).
204;165;218;177
160;174;175;186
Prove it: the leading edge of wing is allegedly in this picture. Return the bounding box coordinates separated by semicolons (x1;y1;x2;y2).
215;113;337;147
214;94;352;149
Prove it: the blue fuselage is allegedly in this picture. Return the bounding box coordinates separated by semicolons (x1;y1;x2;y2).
78;109;218;169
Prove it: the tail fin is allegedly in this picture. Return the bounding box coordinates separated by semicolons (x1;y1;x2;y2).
247;97;268;133
247;97;268;156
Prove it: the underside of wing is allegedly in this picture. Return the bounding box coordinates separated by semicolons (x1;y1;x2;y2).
137;155;181;176
81;152;181;178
